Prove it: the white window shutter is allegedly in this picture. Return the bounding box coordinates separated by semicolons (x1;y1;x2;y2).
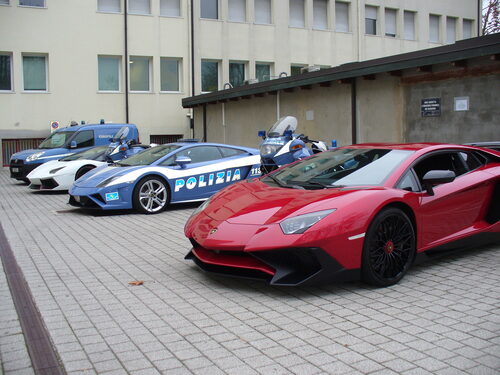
229;0;246;22
335;2;348;32
290;0;305;27
385;9;396;36
313;0;328;29
160;0;180;17
255;0;271;24
404;11;415;40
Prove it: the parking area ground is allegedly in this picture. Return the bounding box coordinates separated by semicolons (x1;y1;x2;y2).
0;168;499;375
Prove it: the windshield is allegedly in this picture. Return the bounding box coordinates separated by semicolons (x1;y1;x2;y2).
60;146;108;162
117;144;181;166
113;126;129;141
263;148;414;189
39;131;76;149
268;116;297;136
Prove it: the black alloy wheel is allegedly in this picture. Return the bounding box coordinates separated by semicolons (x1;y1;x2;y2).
362;207;415;287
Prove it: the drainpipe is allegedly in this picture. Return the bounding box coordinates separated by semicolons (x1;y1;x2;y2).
190;0;195;137
277;91;280;120
351;78;357;144
203;104;207;142
477;0;481;36
124;0;129;123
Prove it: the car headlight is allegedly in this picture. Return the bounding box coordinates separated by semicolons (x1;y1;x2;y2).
260;144;282;157
50;167;65;174
190;197;212;219
96;175;135;187
26;152;44;162
280;209;336;235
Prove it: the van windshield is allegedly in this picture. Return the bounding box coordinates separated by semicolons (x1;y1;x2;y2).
39;131;76;149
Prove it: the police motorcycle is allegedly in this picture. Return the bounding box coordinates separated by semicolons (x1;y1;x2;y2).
258;116;328;174
104;126;149;162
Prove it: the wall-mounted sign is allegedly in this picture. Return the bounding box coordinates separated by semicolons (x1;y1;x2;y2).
421;98;441;117
50;121;59;132
454;96;469;111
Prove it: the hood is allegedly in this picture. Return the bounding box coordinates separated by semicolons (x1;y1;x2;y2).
74;164;144;187
10;147;71;162
27;160;62;178
203;179;379;225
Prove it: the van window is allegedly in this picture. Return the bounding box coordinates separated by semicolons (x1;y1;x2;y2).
72;130;94;148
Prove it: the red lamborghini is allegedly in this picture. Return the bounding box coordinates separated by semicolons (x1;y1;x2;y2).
185;143;500;287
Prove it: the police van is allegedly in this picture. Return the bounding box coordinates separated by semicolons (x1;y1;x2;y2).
9;123;139;182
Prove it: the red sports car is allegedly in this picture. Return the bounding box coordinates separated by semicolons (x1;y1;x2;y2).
185;143;500;287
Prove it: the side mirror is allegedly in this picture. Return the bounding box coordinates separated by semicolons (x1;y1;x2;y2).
258;130;266;139
175;156;192;169
422;170;456;195
69;141;77;149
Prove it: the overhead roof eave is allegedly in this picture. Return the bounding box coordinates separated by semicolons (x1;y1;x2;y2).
182;34;500;108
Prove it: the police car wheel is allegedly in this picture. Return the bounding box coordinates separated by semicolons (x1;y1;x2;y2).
133;176;170;214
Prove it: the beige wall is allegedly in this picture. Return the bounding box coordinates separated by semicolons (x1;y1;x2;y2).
0;0;478;164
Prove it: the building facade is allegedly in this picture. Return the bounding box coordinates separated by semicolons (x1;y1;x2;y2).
0;0;480;164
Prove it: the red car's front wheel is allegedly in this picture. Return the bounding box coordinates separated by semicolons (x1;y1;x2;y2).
362;207;416;287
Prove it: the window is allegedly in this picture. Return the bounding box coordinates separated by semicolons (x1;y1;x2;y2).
160;0;180;16
228;0;245;22
404;11;415;40
446;17;456;44
365;6;377;35
0;0;10;5
97;0;120;12
290;65;304;76
174;146;222;164
385;8;396;37
19;0;44;6
289;0;305;28
129;0;150;15
23;55;47;91
255;0;271;24
229;62;245;87
256;63;271;82
129;56;151;91
335;1;348;32
160;58;180;92
220;147;245;157
313;0;328;30
201;60;218;92
72;131;94;148
459;152;483;171
463;19;473;39
0;54;12;91
201;0;218;19
429;14;440;43
98;56;120;91
413;152;468;185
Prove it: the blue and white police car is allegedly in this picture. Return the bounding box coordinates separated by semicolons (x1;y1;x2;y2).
68;141;261;214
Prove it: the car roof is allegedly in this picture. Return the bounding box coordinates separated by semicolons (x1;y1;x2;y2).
56;123;135;132
170;142;258;151
341;142;487;152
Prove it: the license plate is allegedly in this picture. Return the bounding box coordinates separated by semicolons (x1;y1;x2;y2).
105;192;119;201
12;168;19;172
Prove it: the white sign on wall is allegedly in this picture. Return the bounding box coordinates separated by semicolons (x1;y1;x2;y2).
454;97;469;111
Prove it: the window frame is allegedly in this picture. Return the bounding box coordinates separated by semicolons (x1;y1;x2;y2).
446;16;457;44
160;57;181;93
22;53;48;92
463;19;473;39
128;0;151;15
160;0;181;17
313;0;329;30
403;10;416;40
18;0;45;7
365;5;378;35
334;1;349;32
254;0;272;24
98;55;121;93
129;56;152;92
200;0;219;20
229;61;246;87
429;14;441;43
256;62;272;82
201;59;220;93
228;0;246;23
97;0;121;13
289;0;305;28
384;8;397;37
0;53;13;92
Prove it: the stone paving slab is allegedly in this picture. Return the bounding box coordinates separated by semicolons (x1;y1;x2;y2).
0;168;498;374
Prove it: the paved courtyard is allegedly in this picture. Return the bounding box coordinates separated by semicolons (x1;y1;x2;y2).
0;168;499;375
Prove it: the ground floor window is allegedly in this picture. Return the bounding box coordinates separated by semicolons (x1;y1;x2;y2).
2;138;45;166
150;134;183;145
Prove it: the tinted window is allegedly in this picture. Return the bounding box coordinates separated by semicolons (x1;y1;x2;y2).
219;147;245;158
72;130;94;148
39;131;76;149
175;146;223;163
265;148;414;189
413;152;467;183
397;171;420;192
459;152;483;171
61;146;108;161
119;144;180;166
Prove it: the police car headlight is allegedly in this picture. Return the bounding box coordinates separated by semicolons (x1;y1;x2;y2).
97;175;135;187
50;167;65;174
260;144;281;157
26;152;44;162
280;209;336;235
